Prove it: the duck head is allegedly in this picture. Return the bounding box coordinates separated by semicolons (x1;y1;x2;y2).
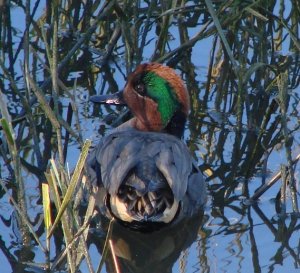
91;63;190;137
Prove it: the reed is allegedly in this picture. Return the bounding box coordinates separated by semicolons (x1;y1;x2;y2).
0;0;299;272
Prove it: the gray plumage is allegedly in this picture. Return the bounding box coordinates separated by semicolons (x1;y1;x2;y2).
86;128;206;228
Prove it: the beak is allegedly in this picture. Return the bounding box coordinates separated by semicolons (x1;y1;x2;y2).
90;91;126;105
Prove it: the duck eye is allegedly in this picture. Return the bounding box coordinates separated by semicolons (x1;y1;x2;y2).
135;83;146;95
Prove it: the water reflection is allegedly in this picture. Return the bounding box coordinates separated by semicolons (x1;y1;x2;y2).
90;212;206;273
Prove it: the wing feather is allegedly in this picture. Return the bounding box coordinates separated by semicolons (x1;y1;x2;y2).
87;129;203;207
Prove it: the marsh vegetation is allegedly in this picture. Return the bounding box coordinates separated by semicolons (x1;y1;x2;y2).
0;0;299;272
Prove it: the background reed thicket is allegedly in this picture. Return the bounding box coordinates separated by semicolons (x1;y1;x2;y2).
0;0;299;272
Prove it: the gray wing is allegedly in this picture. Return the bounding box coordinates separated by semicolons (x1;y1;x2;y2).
87;129;198;202
181;172;207;217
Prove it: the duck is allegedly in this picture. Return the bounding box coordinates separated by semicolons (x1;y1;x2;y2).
86;63;206;231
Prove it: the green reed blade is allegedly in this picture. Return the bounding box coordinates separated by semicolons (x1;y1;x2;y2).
42;183;52;231
0;118;14;147
47;139;91;238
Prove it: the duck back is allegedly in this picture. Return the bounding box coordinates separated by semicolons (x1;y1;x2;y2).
87;129;206;230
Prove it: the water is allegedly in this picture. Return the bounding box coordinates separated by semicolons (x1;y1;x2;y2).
0;1;300;272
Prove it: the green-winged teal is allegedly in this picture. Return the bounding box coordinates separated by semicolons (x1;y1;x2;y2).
87;63;206;230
